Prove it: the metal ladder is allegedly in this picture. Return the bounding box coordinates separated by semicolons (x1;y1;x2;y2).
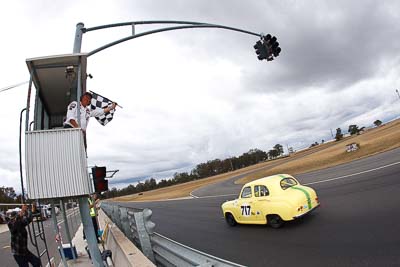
27;207;51;267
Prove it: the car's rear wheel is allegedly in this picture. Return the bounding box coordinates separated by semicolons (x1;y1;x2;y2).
267;214;284;229
225;213;237;226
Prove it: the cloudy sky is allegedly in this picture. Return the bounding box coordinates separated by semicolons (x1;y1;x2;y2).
1;0;400;191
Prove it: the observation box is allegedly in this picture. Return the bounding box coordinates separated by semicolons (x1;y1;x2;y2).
25;54;93;199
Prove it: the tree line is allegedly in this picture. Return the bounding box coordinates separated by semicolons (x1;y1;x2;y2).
103;144;285;199
334;119;382;141
0;186;22;203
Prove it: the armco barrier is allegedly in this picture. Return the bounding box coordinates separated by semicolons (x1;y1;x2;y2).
101;202;246;267
98;209;155;267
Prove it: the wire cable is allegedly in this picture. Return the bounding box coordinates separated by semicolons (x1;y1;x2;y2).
0;81;28;93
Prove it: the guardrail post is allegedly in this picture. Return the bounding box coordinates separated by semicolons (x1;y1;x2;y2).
127;209;138;245
119;207;131;239
134;209;155;262
116;206;123;230
112;205;119;224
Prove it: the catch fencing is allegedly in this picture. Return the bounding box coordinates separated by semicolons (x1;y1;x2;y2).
101;202;245;267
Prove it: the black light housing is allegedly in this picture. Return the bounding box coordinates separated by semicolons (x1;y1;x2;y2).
253;34;281;61
92;166;109;192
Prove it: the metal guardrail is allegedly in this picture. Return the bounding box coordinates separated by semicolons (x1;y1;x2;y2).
101;202;245;267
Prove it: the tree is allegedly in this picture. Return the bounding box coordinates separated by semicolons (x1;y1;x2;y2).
310;141;319;148
348;125;359;135
268;149;279;159
273;144;284;156
0;187;19;203
374;120;382;127
335;128;343;141
144;178;157;190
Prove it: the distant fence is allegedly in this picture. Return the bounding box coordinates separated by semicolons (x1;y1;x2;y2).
101;202;245;267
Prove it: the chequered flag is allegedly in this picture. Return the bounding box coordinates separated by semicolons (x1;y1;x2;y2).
90;91;115;126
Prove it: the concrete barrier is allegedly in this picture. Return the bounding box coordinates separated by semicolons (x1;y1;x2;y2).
98;209;155;267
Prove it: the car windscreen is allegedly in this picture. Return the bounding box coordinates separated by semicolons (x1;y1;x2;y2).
241;186;252;198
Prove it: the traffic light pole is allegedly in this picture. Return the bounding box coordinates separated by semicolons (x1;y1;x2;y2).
73;23;104;267
74;20;262;57
73;22;84;127
78;197;104;267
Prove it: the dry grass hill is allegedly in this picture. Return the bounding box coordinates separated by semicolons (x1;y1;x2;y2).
114;118;400;202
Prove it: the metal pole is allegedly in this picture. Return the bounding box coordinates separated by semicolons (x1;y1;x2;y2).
25;74;33;132
73;22;84;54
68;201;75;238
29;121;35;131
19;73;34;204
73;23;84;128
51;200;68;267
88;24;261;57
78;196;104;267
76;64;82;127
60;199;77;260
19;108;27;204
74;198;80;231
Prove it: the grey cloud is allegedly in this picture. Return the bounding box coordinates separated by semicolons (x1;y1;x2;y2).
241;1;400;93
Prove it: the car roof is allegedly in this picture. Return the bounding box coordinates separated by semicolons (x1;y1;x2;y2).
244;174;296;188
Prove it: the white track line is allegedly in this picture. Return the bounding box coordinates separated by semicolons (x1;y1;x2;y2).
189;192;199;198
303;161;400;185
192;193;237;199
191;161;400;199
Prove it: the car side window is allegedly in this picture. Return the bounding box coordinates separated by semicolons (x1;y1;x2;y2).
255;185;269;197
280;177;298;190
254;185;260;197
241;186;252;198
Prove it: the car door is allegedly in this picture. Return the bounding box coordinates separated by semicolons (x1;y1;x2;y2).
237;186;258;223
253;185;271;223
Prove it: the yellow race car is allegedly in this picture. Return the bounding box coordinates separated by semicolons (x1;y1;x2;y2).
221;174;319;228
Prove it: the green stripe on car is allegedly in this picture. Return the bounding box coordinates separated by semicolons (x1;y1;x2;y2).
292;186;312;209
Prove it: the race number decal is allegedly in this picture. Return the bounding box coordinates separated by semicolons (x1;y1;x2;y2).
241;204;251;216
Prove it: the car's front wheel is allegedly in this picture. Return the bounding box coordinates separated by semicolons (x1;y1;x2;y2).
267;214;284;229
225;213;237;226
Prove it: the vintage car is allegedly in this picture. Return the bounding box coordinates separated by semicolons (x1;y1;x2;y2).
221;174;319;228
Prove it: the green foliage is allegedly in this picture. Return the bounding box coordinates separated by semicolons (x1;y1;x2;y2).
374;120;382;127
268;149;279;159
335;128;343;141
0;187;20;203
348;124;359;135
273;144;284;156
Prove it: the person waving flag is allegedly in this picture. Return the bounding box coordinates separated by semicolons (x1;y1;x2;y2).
89;91;119;126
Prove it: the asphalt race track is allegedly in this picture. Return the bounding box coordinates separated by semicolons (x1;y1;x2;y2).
117;147;400;267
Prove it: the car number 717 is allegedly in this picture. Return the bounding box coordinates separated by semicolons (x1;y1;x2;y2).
241;205;251;216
